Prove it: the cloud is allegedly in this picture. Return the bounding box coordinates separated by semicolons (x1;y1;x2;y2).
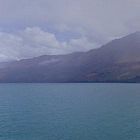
0;0;139;61
0;0;139;35
0;27;98;61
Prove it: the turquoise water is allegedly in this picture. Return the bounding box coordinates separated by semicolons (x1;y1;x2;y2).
0;83;139;140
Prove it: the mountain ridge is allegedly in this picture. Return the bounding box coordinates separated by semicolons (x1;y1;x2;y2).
0;32;140;83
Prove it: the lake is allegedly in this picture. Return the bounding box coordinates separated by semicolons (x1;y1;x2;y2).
0;83;139;140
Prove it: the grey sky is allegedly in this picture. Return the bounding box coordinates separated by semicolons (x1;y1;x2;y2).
0;0;139;61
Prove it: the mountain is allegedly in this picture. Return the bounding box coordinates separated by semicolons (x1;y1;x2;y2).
0;32;140;83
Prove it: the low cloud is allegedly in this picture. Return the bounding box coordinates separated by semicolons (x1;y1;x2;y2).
0;27;99;61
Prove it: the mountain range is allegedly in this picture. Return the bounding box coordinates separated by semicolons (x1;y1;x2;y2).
0;32;140;83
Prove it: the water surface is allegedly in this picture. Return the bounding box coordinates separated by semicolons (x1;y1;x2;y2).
0;83;139;140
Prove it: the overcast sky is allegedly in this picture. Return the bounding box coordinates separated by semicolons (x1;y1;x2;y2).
0;0;139;61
